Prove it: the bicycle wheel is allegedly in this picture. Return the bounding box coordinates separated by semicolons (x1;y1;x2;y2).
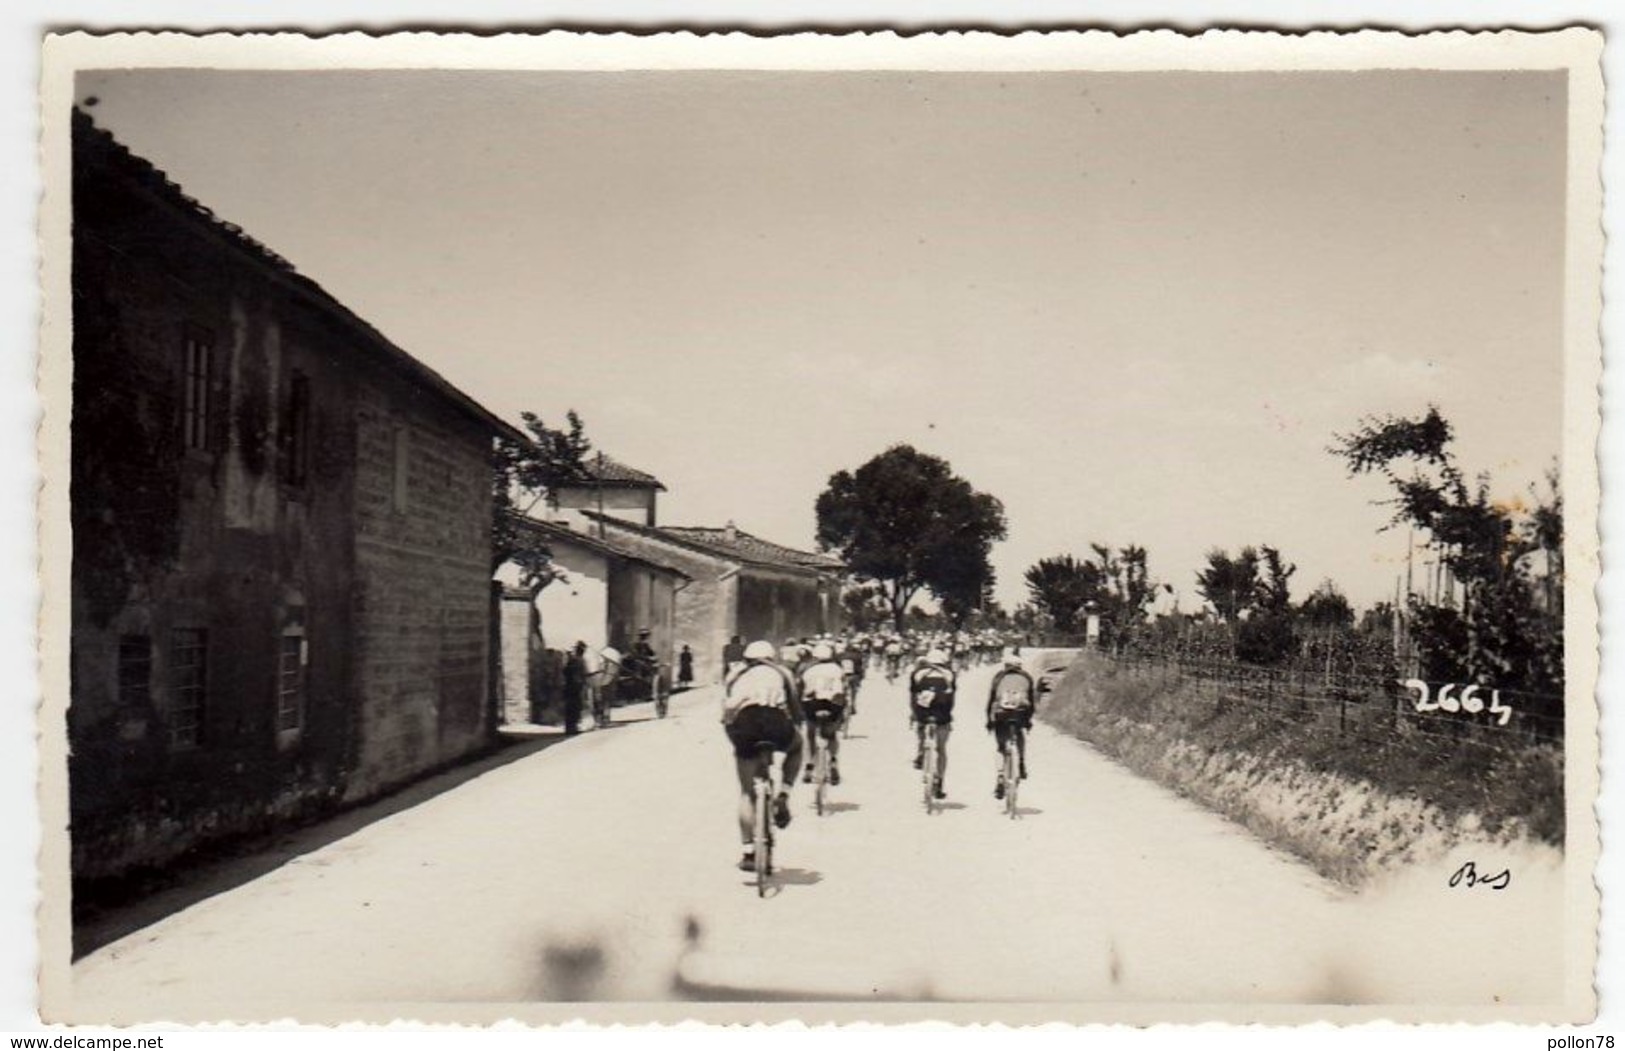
815;741;828;816
1004;730;1021;818
929;730;942;815
754;776;771;897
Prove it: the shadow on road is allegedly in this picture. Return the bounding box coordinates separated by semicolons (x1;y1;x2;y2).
819;801;861;814
769;867;822;887
73;730;578;960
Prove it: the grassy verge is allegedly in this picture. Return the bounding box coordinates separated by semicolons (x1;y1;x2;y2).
1041;653;1563;887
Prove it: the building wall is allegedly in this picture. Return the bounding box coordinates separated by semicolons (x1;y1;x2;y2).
345;377;495;801
736;570;837;646
497;591;535;726
68;118;496;882
70;150;361;881
534;542;611;652
577;524;734;684
554;486;656;526
605;562;678;672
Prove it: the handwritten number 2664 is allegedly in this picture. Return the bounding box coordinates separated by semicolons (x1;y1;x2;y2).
1404;680;1513;726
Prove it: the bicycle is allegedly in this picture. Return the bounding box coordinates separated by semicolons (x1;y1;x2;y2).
748;742;777;896
1001;723;1023;819
920;719;942;815
811;712;835;816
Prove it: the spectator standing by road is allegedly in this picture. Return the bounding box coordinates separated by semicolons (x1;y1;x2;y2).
562;641;588;735
678;644;695;690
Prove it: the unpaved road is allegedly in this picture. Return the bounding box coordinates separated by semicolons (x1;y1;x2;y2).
70;663;1562;1019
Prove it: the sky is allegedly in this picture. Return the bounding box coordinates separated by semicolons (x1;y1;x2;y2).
75;68;1568;612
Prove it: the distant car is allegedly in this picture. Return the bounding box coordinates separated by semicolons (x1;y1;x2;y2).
1037;662;1071;695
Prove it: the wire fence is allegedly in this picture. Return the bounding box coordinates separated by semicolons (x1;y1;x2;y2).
1106;651;1564;756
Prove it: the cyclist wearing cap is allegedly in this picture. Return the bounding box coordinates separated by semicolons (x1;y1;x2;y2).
986;652;1037;799
838;635;864;710
798;643;848;786
883;636;904;680
722;640;805;872
909;648;958;799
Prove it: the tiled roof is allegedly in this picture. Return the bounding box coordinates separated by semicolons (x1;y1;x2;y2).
577;512;842;575
74;109;523;444
509;514;689;579
580;454;665;490
661;526;846;572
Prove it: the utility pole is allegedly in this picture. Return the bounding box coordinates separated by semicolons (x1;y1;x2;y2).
595;450;606;538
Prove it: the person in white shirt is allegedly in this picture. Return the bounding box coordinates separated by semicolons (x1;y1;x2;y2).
797;643;849;786
721;640;805;872
909;648;958;799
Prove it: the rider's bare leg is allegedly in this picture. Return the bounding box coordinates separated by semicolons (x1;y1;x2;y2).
780;734;804;788
733;757;759;846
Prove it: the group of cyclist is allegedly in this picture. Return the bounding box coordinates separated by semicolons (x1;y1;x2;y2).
718;629;1040;872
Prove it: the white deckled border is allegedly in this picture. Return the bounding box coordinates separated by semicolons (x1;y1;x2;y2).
33;27;1605;1028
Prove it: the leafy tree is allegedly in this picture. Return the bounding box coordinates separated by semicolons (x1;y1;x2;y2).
1234;611;1297;665
1087;543;1168;648
1331;406;1563;695
841;583;891;632
1023;555;1099;633
815;445;1007;632
1299;580;1355;632
492;410;592;582
1359;601;1397;636
1195;546;1260;623
1256;546;1296;614
938;564;996;631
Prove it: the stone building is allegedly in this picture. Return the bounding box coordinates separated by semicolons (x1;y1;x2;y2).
551;452;664;527
493;515;687;724
68;111;522;886
568;511;846;685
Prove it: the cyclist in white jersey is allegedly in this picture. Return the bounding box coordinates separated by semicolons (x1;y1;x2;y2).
722;640;804;871
797;643;849;786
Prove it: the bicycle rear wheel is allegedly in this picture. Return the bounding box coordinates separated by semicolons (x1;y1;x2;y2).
754;776;771;896
922;727;938;814
815;742;828;816
1004;731;1021;818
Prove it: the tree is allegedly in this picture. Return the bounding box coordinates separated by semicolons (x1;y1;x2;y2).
1089;542;1168;648
492;410;592;582
1299;580;1355;632
1195;547;1260;623
938;564;996;631
1359;601;1397;636
1256;546;1296;614
840;583;891;632
815;445;1007;632
1331;406;1563;695
1023;555;1099;633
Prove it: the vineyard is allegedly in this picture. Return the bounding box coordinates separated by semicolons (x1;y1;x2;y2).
1109;650;1564;754
1041;651;1565;885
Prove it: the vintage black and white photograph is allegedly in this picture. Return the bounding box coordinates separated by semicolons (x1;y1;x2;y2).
36;30;1603;1025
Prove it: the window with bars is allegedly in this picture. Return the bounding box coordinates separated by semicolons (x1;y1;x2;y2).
182;335;214;452
276;632;306;734
117;635;151;708
168;629;206;748
281;371;311;487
